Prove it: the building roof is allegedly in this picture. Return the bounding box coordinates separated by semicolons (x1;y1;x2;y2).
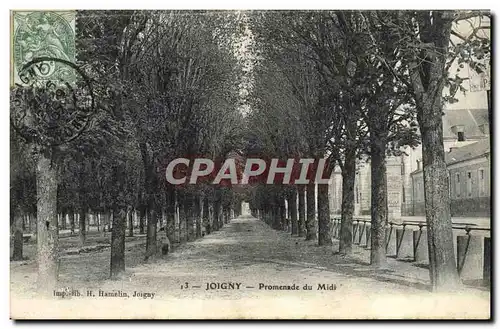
442;108;489;139
445;137;490;165
411;137;490;175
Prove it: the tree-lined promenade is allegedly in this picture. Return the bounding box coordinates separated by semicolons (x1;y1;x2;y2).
10;10;490;296
245;10;489;291
11;10;246;292
11;216;489;319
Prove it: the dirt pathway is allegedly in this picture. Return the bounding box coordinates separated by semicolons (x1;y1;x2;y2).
11;215;490;319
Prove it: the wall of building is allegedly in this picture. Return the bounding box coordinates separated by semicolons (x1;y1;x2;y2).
329;156;403;218
409;171;424;216
329;170;342;215
410;155;490;217
359;164;371;216
448;155;490;217
448;156;490;199
327;17;490;219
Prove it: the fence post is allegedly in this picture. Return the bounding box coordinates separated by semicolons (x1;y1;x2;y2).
365;227;372;249
357;221;366;245
335;218;341;238
457;234;484;281
361;222;371;248
333;219;339;239
484;237;491;286
413;225;428;263
385;223;396;257
396;224;414;260
352;220;359;243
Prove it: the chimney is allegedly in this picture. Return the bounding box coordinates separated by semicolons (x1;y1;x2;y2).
451;125;465;134
451;125;465;141
479;123;489;135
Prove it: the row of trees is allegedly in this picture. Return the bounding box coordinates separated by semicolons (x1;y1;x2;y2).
10;10;489;294
10;10;247;292
244;11;489;291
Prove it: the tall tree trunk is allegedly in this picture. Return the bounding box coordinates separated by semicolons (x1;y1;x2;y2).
212;202;218;231
305;182;316;240
140;140;159;258
69;212;75;235
96;212;100;232
225;206;230;224
194;194;202;238
178;193;187;241
165;185;176;243
370;135;388;267
102;210;110;237
61;211;67;230
202;196;210;235
36;154;59;293
78;209;86;247
339;147;356;255
317;183;332;245
32;214;37;243
139;206;146;234
86;211;91;233
110;207;126;279
219;206;225;228
273;201;278;228
213;189;221;231
12;209;24;261
145;206;158;260
279;195;286;230
408;12;460;291
289;187;298;235
184;193;195;242
128;208;134;237
269;204;275;229
298;185;306;237
418;94;460;290
370;131;387;267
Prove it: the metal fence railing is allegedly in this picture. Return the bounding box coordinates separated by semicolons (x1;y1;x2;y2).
330;217;490;285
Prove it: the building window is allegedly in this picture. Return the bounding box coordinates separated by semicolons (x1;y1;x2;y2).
479;168;486;196
355;186;359;204
457;131;465;142
455;173;461;198
467;171;472;197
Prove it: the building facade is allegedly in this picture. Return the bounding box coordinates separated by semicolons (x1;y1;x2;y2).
411;137;490;217
329;108;490;219
328;17;490;219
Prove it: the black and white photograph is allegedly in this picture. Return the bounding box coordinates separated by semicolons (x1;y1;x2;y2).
8;8;492;319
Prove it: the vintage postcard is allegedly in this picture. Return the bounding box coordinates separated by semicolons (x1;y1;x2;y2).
9;9;491;319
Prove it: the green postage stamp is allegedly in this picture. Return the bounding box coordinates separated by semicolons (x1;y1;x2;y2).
11;11;76;86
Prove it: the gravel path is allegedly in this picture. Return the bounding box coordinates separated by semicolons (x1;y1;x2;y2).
11;215;490;319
